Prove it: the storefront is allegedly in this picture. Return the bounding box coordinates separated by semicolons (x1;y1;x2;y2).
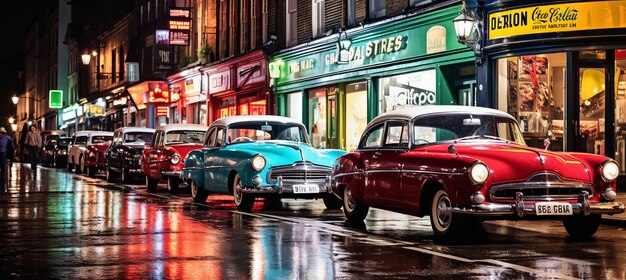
167;67;207;125
126;80;170;128
271;4;475;151
201;50;271;124
59;104;82;135
105;94;129;131
479;0;626;187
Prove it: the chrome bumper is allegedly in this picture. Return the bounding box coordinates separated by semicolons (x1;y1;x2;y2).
128;168;143;174
453;191;625;217
241;176;333;194
162;171;183;178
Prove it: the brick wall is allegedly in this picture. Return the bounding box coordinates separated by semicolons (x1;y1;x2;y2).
268;0;286;50
386;0;407;18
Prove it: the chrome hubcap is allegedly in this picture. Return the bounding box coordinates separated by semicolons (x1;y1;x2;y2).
234;182;242;205
436;196;452;228
345;189;355;211
191;182;198;198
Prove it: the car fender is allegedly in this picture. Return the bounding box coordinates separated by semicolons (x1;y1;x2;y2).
184;149;204;186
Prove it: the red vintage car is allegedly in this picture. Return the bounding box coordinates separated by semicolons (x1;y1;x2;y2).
332;105;624;239
84;141;112;178
142;124;208;193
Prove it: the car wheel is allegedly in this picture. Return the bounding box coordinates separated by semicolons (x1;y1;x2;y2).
233;173;255;212
67;159;73;172
323;194;343;210
146;176;158;192
342;186;369;222
429;189;458;238
87;166;96;178
563;214;601;240
167;177;180;193
190;180;209;203
76;157;83;174
106;167;115;183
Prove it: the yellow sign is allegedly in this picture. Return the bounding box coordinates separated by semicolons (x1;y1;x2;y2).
489;1;626;40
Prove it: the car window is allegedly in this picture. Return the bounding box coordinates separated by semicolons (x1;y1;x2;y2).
165;130;206;145
91;136;112;144
123;132;154;144
384;122;409;148
205;128;215;147
75;136;88;145
361;124;384;149
214;128;225;147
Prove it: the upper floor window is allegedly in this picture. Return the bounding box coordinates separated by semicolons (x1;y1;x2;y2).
347;0;355;26
409;0;432;8
369;0;385;18
286;0;297;46
312;0;325;37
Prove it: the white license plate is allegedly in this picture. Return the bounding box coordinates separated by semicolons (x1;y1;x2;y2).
293;184;320;194
535;202;573;216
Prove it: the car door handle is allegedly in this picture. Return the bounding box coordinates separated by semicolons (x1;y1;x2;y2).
373;151;382;159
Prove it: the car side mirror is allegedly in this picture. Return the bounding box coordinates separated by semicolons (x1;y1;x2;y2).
544;130;553;150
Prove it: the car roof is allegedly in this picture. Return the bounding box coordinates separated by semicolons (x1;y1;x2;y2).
155;124;209;134
89;131;114;137
211;115;303;127
72;130;99;137
368;105;515;127
114;127;156;134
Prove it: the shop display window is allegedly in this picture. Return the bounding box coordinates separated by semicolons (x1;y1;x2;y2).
379;69;436;113
287;92;303;124
616;50;626;173
497;53;566;151
309;88;327;148
346;82;367;151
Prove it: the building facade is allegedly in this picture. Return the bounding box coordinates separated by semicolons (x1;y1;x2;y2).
476;0;626;187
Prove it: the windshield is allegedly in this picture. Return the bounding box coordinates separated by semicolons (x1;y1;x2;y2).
165;130;206;145
92;136;113;144
45;135;60;143
412;114;525;146
226;122;308;144
58;139;71;147
124;132;154;144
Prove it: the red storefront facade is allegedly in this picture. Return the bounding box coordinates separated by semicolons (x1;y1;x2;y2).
201;50;272;124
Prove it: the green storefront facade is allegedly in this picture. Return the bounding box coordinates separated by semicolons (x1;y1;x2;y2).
271;4;475;151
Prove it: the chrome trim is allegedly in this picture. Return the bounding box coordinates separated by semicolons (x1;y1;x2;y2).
365;170;402;174
333;171;363;178
402;170;465;176
162;171;183;177
489;177;594;202
468;161;488;185
268;162;331;183
202;165;230;170
183;167;202;171
453;192;624;216
601;160;619;182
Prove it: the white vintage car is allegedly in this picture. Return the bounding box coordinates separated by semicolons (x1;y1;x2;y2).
67;131;114;174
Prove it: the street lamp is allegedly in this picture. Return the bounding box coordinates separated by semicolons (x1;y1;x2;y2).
12;95;18;105
12;94;42;105
453;1;483;64
81;52;91;65
8;117;14;124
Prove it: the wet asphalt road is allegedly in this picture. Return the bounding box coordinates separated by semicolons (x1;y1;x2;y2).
1;164;626;279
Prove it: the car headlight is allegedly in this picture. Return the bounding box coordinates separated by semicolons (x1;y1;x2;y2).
469;162;489;184
171;154;181;165
251;155;266;171
601;160;620;182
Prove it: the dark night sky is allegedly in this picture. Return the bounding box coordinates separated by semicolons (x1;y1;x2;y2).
0;1;50;133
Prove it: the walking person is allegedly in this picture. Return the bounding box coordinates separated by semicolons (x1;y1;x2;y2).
24;125;42;171
0;127;14;189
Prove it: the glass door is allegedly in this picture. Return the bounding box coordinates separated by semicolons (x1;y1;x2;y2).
577;67;607;154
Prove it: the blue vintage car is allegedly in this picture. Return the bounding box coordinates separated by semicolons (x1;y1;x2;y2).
183;115;347;211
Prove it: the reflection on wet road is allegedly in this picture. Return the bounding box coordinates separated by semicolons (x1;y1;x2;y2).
1;164;626;279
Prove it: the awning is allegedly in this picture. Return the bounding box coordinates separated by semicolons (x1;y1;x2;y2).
126;80;169;110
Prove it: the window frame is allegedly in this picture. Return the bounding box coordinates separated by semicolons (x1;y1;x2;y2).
383;121;410;149
286;0;298;46
358;122;386;150
312;0;325;37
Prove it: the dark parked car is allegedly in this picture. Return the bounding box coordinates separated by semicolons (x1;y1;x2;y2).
106;127;155;183
42;136;62;167
54;137;72;168
40;130;65;164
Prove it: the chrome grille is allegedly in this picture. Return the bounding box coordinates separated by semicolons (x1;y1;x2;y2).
269;162;331;183
489;173;593;202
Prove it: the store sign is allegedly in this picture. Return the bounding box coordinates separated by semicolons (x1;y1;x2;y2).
209;70;231;94
426;26;446;54
113;97;128;106
156;106;168;117
169;7;191;46
149;86;170;104
270;18;466;84
49;90;63;108
62;106;77;121
88;104;104;116
489;1;626;40
155;30;172;71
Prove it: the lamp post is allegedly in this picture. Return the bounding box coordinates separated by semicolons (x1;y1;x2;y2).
82;48;101;92
453;1;483;65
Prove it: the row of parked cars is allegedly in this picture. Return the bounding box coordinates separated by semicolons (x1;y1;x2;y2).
51;105;624;240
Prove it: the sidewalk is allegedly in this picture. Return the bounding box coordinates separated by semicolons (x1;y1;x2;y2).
601;193;626;227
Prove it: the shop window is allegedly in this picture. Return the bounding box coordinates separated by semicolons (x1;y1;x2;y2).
369;0;386;18
218;96;237;118
580;50;606;60
496;53;566;151
616;51;626;173
200;103;208;126
346;82;367;151
309;88;327;148
312;0;325;37
287;92;303;124
286;0;297;46
379;69;436;113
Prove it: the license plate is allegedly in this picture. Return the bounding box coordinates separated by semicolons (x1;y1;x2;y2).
535;202;573;216
293;184;320;194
